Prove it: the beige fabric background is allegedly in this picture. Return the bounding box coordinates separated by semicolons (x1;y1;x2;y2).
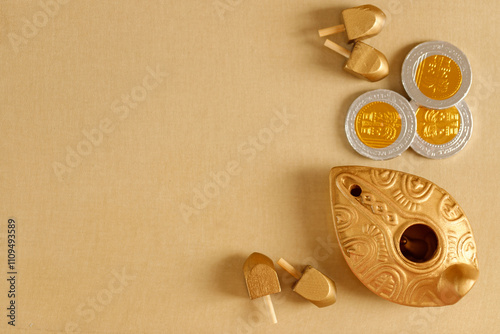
1;0;499;333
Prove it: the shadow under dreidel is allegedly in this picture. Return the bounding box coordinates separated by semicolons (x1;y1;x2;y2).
216;254;250;298
299;6;351;76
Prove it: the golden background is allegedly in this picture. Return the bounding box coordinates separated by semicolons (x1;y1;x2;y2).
1;0;499;333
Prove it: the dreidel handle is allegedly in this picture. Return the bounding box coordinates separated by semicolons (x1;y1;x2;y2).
318;24;346;37
277;258;302;280
323;39;351;59
263;295;277;324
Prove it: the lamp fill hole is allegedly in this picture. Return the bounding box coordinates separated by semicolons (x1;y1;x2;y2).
399;224;438;263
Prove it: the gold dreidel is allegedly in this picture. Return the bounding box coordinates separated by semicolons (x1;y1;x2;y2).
324;40;389;82
318;5;386;42
243;252;281;323
277;258;337;307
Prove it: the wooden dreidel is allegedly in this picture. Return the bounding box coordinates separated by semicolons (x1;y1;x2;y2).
277;258;337;308
324;39;389;82
243;252;281;324
318;5;386;42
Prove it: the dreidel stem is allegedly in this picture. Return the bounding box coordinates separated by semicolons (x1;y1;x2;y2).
318;24;346;37
277;258;302;280
263;295;277;324
324;39;351;58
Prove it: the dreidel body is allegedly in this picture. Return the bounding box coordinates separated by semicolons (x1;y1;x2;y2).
278;259;337;308
318;4;386;42
323;40;389;82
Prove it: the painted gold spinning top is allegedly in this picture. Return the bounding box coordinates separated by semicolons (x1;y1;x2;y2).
243;252;281;323
329;166;479;307
323;40;389;82
318;4;386;42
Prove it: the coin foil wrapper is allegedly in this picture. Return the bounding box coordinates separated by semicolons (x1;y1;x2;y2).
402;41;472;110
410;100;473;159
329;166;479;307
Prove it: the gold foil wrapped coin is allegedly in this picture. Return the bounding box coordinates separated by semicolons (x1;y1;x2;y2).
329;166;479;307
345;89;416;160
410;100;473;159
402;41;472;110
